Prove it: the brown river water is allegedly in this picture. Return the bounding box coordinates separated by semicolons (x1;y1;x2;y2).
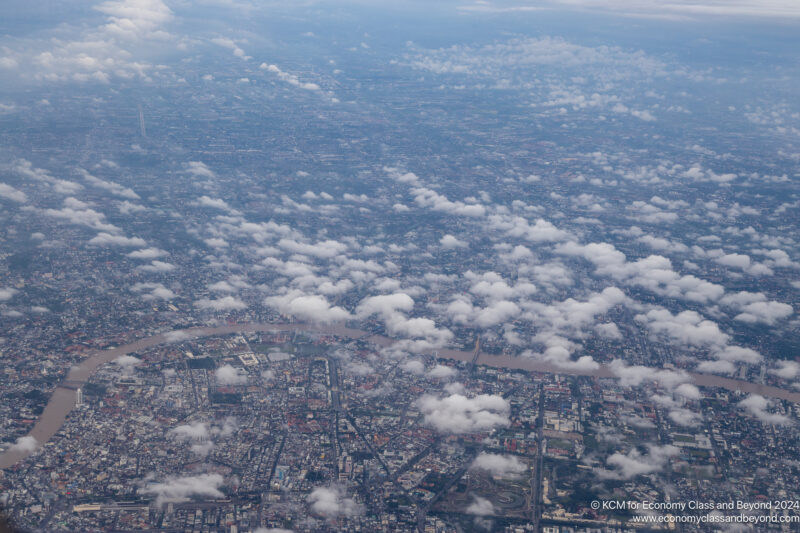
2;322;798;469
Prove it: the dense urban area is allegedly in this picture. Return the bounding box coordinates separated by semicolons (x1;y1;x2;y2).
0;0;799;531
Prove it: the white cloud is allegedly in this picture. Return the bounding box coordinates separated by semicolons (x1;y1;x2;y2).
533;0;800;20
488;214;570;242
127;247;168;259
733;301;793;325
260;63;321;91
168;422;209;442
440;234;468;249
138;260;176;272
404;36;667;79
89;232;147;247
412;187;486;217
668;407;702;426
770;361;800;380
195;296;247;311
139;473;225;508
597;444;679;480
0;288;18;301
7;435;38;454
674;383;702;400
401;359;425;375
265;290;350;323
215;364;248;385
186;162;215;178
131;282;175;300
0;183;27;203
465;495;495;516
634;308;729;348
595;322;622;339
471;452;526;477
78;168;139;199
277;238;348;258
739;394;792;425
356;293;414;318
417;393;510;434
308;486;364;517
608;360;690;390
164;330;191;343
427;364;456;379
198;196;233;211
211;37;249;60
113;355;142;373
557;241;724;303
42;200;121;233
4;0;173;83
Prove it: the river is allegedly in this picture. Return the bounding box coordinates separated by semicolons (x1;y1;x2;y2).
2;322;798;469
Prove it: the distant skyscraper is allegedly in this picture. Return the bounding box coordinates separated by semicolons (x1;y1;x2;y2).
138;104;146;138
75;387;83;407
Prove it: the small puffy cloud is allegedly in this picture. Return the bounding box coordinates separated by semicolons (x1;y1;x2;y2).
770;361;800;380
488;214;569;242
356;293;414;319
185;161;215;178
197;195;233;211
113;355;142;373
208;281;237;293
739;395;792;425
260;63;321;91
523;336;599;372
471;453;526;477
465;495;495;516
266;290;350;323
195;296;247;311
211;37;249;60
139;473;225;507
595;322;622;340
597;444;679;480
205;238;229;249
8;435;38;454
733;301;793;325
0;288;18;301
78;168;139;199
417;393;510;434
674;383;702;400
0;183;27;203
412;187;486;217
440;234;468;249
277;238;347;258
127;247;168;259
215;364;248;385
608;360;690;390
89;232;147;247
164;330;191;343
401;359;425;375
345;361;373;376
138;260;176;273
168;422;209;441
308;486;364;517
695;359;736;374
191;441;214;457
635;308;729;348
668;407;702;427
427;364;456;379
